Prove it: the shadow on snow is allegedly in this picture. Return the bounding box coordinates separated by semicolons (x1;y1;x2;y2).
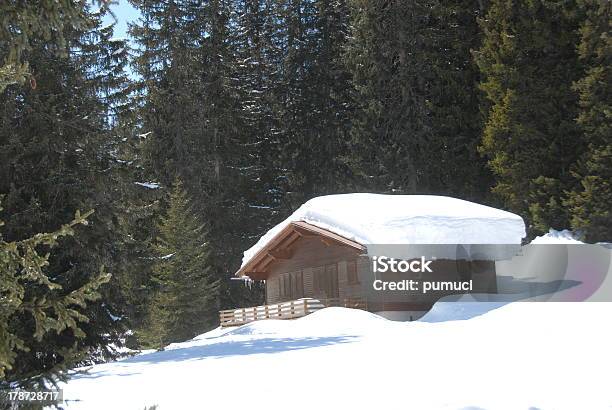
72;335;358;379
419;278;581;323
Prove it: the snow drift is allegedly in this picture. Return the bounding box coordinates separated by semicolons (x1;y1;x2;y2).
55;302;612;410
531;228;584;244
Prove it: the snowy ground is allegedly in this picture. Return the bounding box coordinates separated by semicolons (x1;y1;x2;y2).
56;234;611;409
55;301;612;410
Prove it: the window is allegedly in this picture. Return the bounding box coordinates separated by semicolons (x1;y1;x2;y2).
347;260;359;285
278;271;304;299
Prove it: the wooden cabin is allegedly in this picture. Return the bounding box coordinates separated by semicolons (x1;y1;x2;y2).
219;194;525;326
223;222;498;326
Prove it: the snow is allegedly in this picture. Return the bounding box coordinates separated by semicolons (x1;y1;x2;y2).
531;228;584;244
241;194;526;268
54;302;612;410
107;311;122;322
134;181;161;189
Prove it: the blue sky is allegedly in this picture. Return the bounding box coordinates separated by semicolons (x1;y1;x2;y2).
102;0;141;40
102;0;140;78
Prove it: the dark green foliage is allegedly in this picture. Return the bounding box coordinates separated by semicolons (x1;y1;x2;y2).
141;180;220;349
1;0;611;388
0;0;110;90
566;0;611;242
345;0;434;193
272;0;354;207
344;0;490;199
102;122;164;345
224;0;284;308
0;6;130;384
129;0;261;314
475;0;585;234
425;0;493;202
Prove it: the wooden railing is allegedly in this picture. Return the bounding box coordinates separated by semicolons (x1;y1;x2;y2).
219;297;367;327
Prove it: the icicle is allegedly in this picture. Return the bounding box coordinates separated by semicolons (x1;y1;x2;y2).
230;275;256;289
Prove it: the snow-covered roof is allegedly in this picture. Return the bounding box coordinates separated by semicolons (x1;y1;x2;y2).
241;194;526;268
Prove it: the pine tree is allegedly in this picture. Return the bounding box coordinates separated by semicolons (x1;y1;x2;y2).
566;0;611;242
225;0;283;306
129;0;240;189
273;0;354;207
0;5;131;381
425;0;493;202
231;0;286;209
112;1;199;338
111;125;166;340
475;0;585;234
0;205;110;385
129;0;265;313
344;0;436;194
0;0;110;90
142;180;220;349
344;0;494;201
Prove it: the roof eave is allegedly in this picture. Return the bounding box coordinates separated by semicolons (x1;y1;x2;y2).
235;221;365;279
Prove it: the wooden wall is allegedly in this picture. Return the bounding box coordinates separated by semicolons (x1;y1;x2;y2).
264;235;498;309
265;236;362;304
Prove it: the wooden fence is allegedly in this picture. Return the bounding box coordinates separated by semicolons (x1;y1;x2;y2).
219;298;367;327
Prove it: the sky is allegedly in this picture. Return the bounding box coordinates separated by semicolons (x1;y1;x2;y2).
101;0;141;79
102;0;141;41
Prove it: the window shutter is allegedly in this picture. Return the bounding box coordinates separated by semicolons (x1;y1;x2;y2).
347;260;359;284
